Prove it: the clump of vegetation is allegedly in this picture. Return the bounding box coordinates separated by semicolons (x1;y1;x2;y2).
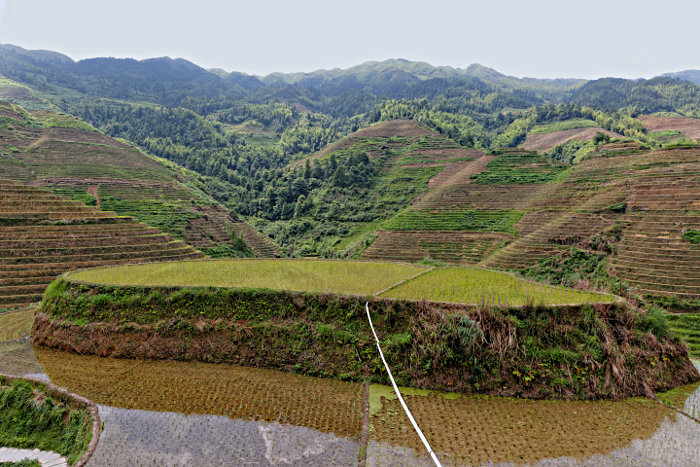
593;131;611;145
0;378;93;465
637;306;670;340
519;248;611;290
548;139;596;164
199;230;254;258
682;229;700;244
0;461;42;467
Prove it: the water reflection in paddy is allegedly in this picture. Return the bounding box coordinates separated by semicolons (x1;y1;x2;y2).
90;407;358;466
1;341;699;467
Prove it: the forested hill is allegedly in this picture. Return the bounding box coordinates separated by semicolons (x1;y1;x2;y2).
570;76;700;117
0;44;581;115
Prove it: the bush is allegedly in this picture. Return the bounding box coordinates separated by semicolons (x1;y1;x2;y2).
593;132;610;145
682;229;700;244
0;379;92;465
0;461;42;467
638;306;670;340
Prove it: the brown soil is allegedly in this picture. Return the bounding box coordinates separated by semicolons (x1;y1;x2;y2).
0;110;26;121
348;119;435;138
0;87;39;101
290;103;311;113
35;346;364;439
522;127;622;153
28;177;181;188
229;123;274;135
639;115;700;141
85;186;99;208
370;388;692;465
425;154;494;191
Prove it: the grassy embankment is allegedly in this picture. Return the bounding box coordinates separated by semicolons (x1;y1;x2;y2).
0;377;93;466
0;461;41;467
33;260;698;399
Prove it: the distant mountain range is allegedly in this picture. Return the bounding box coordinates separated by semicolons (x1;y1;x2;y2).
209;59;585;92
662;70;700;85
1;43;699;119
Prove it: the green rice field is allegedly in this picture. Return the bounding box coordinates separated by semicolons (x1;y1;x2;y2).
70;260;613;306
69;259;427;296
382;267;613;306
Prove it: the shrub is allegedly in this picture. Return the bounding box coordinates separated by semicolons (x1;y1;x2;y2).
638;306;670;340
593;132;611;145
682;229;700;244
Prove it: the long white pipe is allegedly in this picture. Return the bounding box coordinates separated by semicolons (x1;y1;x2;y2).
365;302;443;467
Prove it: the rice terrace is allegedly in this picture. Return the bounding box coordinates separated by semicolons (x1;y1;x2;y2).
1;41;700;467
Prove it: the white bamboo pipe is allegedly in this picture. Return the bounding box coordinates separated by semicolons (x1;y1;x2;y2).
365;302;443;467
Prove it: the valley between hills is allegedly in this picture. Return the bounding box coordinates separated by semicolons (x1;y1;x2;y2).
2;45;700;467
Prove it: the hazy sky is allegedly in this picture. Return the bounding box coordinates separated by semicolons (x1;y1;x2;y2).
0;0;697;79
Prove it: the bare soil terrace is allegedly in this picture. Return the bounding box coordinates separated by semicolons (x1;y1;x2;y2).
521;127;622;153
639;115;700;141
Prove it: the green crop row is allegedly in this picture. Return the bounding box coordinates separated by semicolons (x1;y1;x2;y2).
381;267;612;306
666;313;700;358
472;153;566;185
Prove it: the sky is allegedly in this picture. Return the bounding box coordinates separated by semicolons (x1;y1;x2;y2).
0;0;698;80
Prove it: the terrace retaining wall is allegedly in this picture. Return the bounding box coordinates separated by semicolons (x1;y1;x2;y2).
32;275;700;400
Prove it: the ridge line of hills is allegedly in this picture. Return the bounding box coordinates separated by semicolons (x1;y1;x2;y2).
0;44;700;354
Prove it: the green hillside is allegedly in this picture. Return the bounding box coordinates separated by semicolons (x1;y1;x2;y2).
0;99;281;259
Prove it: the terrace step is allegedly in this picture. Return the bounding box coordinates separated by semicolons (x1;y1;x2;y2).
0;284;49;297
481;213;616;270
0;243;200;265
361;230;509;264
0;293;43;306
0;234;174;250
0;227;160;241
230;222;283;258
0;275;59;287
0;180;206;308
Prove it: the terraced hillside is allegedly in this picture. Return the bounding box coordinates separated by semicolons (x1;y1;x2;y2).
286;119;507;264
0;99;281;258
316;120;700;312
521;127;621;153
476;143;700;298
357;140;569;264
0;178;204;309
638;115;700;143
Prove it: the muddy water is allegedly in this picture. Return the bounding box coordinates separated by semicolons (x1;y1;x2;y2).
1;341;699;467
367;374;700;467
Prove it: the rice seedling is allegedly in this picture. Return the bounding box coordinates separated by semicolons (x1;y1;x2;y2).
70;259;427;296
381;267;613;306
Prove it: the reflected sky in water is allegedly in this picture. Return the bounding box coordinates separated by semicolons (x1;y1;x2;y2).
1;341;698;467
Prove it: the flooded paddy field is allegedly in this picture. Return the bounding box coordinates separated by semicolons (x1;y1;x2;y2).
1;337;699;467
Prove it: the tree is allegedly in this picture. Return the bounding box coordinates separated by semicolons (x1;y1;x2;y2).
332;166;347;187
593;131;610;145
